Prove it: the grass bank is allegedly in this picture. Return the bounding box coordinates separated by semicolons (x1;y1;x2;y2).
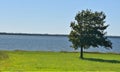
0;51;120;71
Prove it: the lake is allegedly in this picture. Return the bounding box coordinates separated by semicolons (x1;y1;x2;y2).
0;35;120;53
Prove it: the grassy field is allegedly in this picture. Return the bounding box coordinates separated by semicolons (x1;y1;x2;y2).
0;51;120;71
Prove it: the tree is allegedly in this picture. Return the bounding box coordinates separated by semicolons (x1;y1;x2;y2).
68;9;112;59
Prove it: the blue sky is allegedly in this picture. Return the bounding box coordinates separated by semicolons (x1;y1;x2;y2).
0;0;120;35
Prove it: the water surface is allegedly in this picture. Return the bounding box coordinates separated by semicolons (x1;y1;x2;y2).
0;35;120;53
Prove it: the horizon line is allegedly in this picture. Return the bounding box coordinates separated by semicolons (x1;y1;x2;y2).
0;32;120;37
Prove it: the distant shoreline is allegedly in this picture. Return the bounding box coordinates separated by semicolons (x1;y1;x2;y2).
0;32;68;37
0;32;120;38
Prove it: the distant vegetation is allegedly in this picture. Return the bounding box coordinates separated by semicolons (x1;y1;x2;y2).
0;32;67;37
0;32;119;38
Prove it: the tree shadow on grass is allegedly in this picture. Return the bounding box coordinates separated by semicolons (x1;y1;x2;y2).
83;58;120;63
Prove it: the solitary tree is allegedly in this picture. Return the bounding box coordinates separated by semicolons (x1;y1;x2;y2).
68;9;112;59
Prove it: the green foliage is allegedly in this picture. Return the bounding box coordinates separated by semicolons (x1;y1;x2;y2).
0;51;120;71
69;9;112;58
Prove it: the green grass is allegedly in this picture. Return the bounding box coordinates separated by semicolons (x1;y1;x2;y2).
0;51;120;71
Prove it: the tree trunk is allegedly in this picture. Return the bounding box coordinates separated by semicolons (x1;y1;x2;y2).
80;47;83;59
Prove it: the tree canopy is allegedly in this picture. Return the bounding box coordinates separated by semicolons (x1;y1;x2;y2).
68;9;112;59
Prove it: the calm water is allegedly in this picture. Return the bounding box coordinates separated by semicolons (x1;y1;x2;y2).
0;35;120;53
